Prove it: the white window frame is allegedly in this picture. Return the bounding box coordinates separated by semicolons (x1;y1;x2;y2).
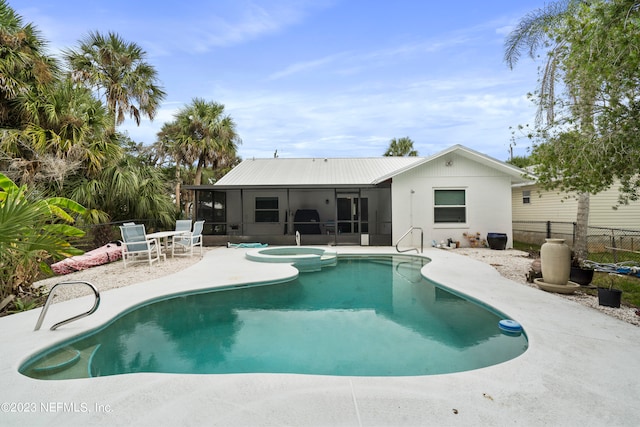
433;188;467;224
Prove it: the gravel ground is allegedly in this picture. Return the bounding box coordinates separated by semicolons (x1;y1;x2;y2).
34;246;640;327
455;247;640;327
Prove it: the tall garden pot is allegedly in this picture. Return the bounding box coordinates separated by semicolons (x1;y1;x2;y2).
540;238;571;285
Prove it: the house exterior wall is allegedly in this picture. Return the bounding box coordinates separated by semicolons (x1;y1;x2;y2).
392;153;514;248
241;189;289;235
512;183;640;230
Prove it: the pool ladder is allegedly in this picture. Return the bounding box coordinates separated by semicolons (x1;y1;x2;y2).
34;281;100;331
395;227;424;254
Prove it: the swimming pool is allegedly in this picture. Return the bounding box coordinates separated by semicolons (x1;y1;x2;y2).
20;254;527;379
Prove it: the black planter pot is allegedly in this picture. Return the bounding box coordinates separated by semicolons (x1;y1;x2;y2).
597;287;622;308
487;233;507;250
570;267;594;286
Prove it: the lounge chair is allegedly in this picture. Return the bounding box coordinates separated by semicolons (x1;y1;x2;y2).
172;220;204;257
119;224;163;270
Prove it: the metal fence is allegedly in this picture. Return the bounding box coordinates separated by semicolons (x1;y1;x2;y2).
513;220;640;263
75;219;161;250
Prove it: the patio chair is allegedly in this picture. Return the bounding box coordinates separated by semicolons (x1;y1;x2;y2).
161;219;193;252
119;224;163;270
172;220;204;257
175;219;192;232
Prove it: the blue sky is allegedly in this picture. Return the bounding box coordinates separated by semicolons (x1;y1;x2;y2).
14;0;547;162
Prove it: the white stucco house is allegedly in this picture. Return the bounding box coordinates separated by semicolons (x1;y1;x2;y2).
186;145;529;248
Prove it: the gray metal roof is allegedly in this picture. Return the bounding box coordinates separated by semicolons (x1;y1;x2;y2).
210;145;531;188
214;156;424;187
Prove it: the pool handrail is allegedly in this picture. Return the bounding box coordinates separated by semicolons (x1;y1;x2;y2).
395;227;424;254
34;281;101;331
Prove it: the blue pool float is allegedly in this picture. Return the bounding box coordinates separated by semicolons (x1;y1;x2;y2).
498;319;523;334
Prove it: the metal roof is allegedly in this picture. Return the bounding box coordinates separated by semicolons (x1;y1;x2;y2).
205;145;531;189
214;156;424;187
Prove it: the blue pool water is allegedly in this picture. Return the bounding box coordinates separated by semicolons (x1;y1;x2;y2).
20;255;527;379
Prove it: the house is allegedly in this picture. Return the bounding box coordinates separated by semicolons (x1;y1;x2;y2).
512;181;640;247
186;145;529;248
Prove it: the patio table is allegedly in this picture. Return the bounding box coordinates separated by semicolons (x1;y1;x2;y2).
146;230;189;258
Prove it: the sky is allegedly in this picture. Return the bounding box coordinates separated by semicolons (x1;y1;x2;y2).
13;0;548;162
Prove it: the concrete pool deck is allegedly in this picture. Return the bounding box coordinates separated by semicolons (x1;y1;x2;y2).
1;246;639;426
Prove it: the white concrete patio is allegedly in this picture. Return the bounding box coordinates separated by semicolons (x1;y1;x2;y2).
1;246;638;426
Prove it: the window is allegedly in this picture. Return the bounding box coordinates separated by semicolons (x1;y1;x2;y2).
434;189;466;223
522;190;531;204
196;191;226;235
255;197;279;222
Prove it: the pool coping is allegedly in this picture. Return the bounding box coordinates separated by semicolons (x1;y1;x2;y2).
1;246;639;426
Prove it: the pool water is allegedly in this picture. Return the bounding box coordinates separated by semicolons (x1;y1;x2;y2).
21;255;527;379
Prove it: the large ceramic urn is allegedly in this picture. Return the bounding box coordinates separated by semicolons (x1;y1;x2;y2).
540;238;571;285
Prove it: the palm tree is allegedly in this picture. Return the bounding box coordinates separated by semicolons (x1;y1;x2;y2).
68;154;176;229
27;79;122;181
1;77;122;189
0;0;58;128
157;99;240;212
63;31;166;129
504;0;591;262
155;121;190;210
164;98;241;185
384;137;418;156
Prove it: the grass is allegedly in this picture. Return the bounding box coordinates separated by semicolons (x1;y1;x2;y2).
513;240;640;309
588;273;640;308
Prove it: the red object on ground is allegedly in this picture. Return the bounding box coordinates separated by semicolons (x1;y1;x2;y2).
51;243;122;275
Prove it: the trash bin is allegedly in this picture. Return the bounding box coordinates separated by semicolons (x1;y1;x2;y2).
487;233;507;250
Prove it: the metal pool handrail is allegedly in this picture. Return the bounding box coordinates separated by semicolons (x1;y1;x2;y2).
395;227;424;254
34;281;101;331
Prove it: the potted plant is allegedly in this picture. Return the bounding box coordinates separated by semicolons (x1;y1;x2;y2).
597;274;622;308
569;254;594;286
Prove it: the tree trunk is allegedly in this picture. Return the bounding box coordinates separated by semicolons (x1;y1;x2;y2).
574;192;590;262
194;157;205;186
175;166;181;210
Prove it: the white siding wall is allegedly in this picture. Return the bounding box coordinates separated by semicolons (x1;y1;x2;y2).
512;183;640;229
392;153;514;248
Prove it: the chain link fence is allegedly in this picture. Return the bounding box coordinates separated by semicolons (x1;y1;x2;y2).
513;220;640;263
73;219;161;251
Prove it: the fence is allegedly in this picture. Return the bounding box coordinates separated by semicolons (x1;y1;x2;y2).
513;220;640;263
75;219;161;251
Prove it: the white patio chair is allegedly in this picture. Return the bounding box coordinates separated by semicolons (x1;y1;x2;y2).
119;224;163;270
172;220;204;257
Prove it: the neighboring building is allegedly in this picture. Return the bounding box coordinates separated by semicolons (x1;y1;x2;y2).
186;145;529;248
512;181;640;248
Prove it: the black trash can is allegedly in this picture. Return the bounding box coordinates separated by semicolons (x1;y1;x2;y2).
487;233;507;250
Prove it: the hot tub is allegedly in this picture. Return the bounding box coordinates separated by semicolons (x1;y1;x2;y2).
245;246;337;272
